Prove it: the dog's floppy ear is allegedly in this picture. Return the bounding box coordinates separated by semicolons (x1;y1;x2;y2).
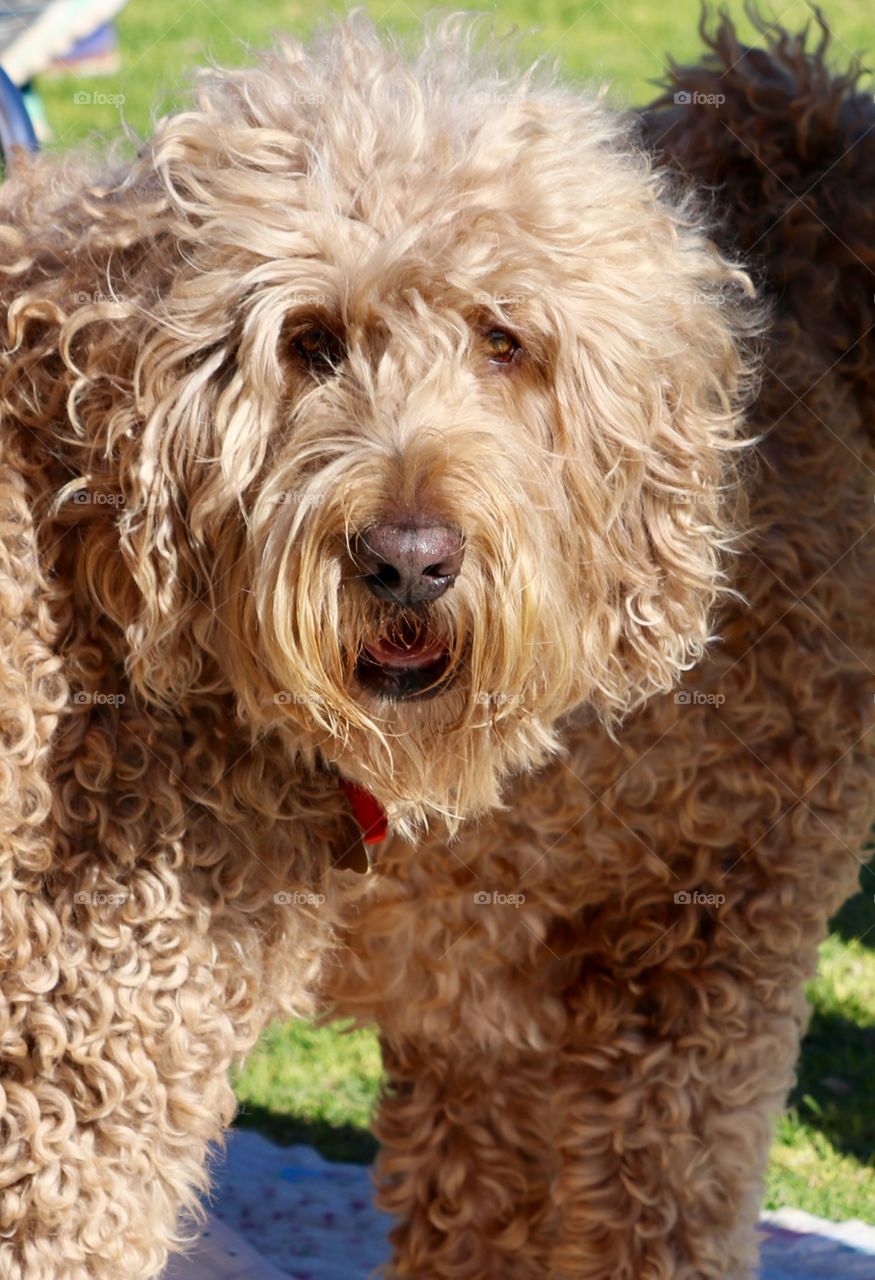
106;308;289;708
36;299;221;708
111;346;227;708
546;169;760;721
35;272;286;711
42;113;300;709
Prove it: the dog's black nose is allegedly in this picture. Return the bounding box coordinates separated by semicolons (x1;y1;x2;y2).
354;523;465;604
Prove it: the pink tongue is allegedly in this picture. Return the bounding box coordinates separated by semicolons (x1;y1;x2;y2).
362;637;445;669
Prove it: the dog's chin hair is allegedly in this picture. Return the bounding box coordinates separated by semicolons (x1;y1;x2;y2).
302;689;563;839
248;649;566;834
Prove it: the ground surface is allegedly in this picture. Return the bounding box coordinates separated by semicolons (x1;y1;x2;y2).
30;0;875;1224
164;1130;875;1278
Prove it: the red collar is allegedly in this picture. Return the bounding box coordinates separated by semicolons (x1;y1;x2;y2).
339;777;388;845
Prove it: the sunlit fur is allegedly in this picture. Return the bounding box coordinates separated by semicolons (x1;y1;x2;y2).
0;11;873;1280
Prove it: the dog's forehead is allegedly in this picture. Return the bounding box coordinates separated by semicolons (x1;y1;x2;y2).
243;65;601;247
277;204;530;314
285;138;529;251
265;112;581;314
178;45;648;326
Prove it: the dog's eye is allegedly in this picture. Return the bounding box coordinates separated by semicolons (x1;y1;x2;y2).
485;328;520;366
294;326;344;372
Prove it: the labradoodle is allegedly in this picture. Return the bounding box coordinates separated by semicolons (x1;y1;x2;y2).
1;12;873;1279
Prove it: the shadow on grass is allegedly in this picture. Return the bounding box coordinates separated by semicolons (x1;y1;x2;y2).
233;1101;378;1165
774;851;875;1164
791;1006;875;1164
829;851;875;949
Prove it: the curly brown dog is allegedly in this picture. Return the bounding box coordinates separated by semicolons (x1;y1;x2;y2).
0;11;873;1279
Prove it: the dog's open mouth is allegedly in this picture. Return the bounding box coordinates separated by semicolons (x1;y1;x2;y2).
355;617;451;700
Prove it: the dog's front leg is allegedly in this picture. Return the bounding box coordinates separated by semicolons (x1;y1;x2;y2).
375;1037;558;1279
546;924;811;1280
0;832;325;1280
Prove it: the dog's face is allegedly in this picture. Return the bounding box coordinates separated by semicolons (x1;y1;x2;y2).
60;20;754;829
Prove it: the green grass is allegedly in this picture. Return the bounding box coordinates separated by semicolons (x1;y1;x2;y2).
37;0;874;150
766;870;875;1221
234;1019;380;1163
29;0;875;1226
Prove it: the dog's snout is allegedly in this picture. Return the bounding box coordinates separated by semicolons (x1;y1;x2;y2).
354;523;465;604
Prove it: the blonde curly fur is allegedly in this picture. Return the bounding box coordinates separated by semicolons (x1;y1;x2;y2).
0;11;873;1278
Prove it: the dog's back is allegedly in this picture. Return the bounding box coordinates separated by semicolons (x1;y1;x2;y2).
644;15;875;397
645;15;875;691
645;18;875;436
